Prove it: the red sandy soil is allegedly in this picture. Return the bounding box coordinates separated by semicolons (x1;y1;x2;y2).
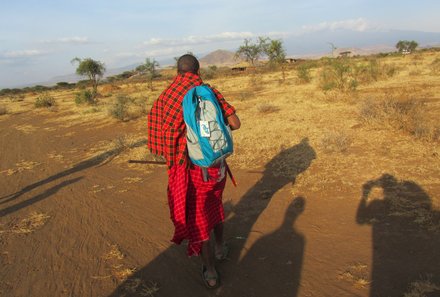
1;111;439;297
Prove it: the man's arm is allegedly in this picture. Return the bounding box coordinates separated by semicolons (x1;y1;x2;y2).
227;114;241;130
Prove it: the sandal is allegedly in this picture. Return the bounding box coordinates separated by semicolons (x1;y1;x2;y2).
202;265;220;289
215;243;229;261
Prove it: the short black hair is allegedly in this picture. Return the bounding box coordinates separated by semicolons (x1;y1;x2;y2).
177;54;199;74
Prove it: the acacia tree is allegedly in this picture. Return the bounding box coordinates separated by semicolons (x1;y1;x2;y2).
396;40;418;54
265;39;287;80
71;57;105;95
136;58;159;91
266;39;286;64
235;37;268;66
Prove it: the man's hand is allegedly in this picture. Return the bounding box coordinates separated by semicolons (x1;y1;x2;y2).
227;114;241;130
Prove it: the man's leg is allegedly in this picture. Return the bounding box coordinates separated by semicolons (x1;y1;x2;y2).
214;222;224;255
201;240;218;287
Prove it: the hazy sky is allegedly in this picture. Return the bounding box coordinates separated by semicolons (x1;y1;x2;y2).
1;0;439;88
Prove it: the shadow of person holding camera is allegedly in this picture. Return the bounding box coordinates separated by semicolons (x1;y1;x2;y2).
356;173;440;296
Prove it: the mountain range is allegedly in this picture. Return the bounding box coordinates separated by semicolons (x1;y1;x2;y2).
15;28;440;88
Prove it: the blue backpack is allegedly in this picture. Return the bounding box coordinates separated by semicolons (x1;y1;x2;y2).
182;85;233;172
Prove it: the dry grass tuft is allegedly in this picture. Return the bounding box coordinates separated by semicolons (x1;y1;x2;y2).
10;212;51;234
431;58;440;75
2;160;42;176
257;103;280;114
337;263;370;289
404;275;440;297
112;266;137;282
103;245;125;261
122;279;160;297
248;74;264;91
123;177;143;183
320;131;352;153
99;244;142;285
14;124;39;134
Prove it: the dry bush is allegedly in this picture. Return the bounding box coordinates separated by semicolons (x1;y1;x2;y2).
359;97;439;141
353;58;398;83
0;105;7;115
248;74;264;91
320;131;352;153
430;58;440;74
34;93;56;108
8;94;25;102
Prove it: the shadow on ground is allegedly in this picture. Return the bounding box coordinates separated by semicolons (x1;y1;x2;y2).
0;139;146;217
108;138;316;297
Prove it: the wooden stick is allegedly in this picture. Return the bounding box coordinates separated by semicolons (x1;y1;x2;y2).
226;164;237;187
128;160;166;165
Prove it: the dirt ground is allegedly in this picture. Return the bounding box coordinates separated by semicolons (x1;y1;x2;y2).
1;107;439;297
1;52;440;297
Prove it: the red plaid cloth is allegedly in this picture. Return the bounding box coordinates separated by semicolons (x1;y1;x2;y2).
147;72;236;168
168;164;226;256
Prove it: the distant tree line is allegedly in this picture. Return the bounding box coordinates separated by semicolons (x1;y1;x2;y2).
395;40;418;54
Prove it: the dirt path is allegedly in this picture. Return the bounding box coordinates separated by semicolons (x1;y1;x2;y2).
1;111;439;297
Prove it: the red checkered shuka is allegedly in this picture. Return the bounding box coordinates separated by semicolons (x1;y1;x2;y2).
147;72;236;168
168;164;226;256
148;72;236;256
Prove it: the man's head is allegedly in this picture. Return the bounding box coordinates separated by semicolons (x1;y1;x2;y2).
177;54;200;75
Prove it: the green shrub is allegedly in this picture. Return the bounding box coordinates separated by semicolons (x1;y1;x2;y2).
34;93;56;108
75;90;96;105
319;59;357;92
109;95;133;121
297;63;312;83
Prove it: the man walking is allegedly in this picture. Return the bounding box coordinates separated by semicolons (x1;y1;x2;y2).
147;54;240;288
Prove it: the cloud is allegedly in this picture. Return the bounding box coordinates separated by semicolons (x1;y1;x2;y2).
58;36;89;44
2;49;47;58
301;18;375;33
42;36;90;44
116;46;192;59
144;31;254;47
